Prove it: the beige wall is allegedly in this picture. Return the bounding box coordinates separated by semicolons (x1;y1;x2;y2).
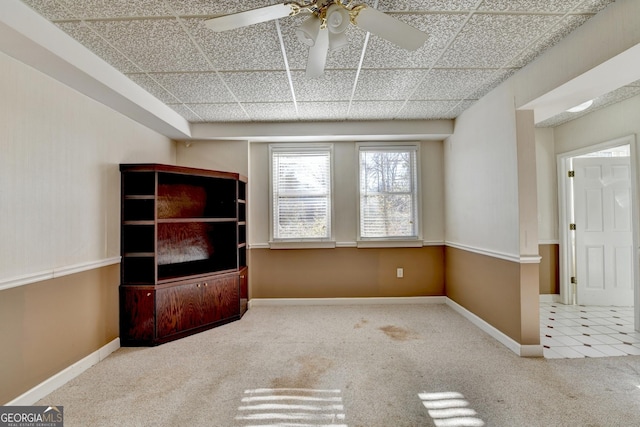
0;266;119;404
250;247;444;299
539;244;559;295
0;50;175;403
445;247;539;345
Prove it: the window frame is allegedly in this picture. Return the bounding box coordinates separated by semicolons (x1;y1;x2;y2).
356;142;422;248
268;143;335;249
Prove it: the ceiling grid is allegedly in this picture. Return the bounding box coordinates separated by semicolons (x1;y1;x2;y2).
19;0;633;126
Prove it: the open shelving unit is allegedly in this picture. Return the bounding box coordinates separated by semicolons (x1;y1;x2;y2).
119;164;248;346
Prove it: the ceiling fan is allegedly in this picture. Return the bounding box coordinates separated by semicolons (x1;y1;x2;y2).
204;0;428;78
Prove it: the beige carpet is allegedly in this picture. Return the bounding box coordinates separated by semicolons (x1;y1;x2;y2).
37;304;640;426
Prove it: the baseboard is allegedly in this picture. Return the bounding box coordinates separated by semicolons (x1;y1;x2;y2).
539;294;562;303
249;296;446;308
6;338;120;406
445;298;544;358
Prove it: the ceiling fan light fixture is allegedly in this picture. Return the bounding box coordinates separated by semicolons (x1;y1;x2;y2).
326;4;350;34
296;16;321;46
205;1;430;78
329;30;348;51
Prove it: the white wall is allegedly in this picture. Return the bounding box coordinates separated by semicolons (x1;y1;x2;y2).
554;95;640;154
446;0;640;259
444;82;521;258
0;51;175;287
535;128;558;243
176;139;249;177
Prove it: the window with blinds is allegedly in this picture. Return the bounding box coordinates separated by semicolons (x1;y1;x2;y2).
358;145;419;239
270;145;332;240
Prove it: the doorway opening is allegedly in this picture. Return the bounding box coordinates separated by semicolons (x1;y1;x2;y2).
557;135;639;332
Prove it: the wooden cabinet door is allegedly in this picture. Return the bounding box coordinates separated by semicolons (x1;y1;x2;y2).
156;282;204;338
211;274;240;321
239;268;248;316
200;279;217;325
120;287;155;343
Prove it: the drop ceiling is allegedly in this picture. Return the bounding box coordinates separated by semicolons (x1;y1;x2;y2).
17;0;613;123
16;0;623;131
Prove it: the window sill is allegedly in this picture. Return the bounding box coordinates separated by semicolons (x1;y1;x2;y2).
357;240;423;249
269;241;336;250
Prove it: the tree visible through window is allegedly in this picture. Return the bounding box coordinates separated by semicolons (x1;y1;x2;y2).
271;146;332;240
359;146;418;239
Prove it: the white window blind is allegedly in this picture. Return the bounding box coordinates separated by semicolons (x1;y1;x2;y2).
271;147;332;240
359;146;419;239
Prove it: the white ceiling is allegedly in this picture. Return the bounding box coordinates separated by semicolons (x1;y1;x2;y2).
16;0;627;130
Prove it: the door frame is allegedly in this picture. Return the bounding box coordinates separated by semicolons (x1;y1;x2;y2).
556;134;639;328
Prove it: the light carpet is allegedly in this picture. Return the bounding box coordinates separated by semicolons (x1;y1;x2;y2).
37;304;640;426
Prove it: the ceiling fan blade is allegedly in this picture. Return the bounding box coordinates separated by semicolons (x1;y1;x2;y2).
306;28;329;78
204;3;293;32
353;7;428;51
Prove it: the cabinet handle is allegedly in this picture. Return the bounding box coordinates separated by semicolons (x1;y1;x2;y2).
146;293;151;297
196;283;201;288
240;275;245;279
204;283;208;287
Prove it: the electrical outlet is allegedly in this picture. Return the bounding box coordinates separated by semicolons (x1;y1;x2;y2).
396;268;404;278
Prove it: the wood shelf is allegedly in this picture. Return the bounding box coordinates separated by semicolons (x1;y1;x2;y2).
157;218;237;223
119;163;248;347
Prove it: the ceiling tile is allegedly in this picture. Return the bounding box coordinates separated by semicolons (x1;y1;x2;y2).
347;101;406;120
573;0;616;13
478;0;583;13
437;13;560;68
55;22;140;73
353;69;426;101
167;104;203;122
411;68;502;100
376;0;479;11
362;13;467;69
182;18;285;71
164;0;274;16
508;14;592;67
221;71;293;102
20;0;77;20
125;73;182;103
446;99;478;116
397;100;464;119
466;68;519;99
130;72;235;104
291;70;358;102
297;102;350;121
244;102;298;121
186;103;249;122
88;19;210;72
59;0;171;19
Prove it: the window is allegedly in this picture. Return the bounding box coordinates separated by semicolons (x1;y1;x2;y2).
270;145;332;242
358;145;419;240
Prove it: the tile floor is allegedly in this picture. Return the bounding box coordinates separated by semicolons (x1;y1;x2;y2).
540;302;640;359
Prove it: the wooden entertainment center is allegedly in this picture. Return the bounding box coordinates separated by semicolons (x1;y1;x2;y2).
119;164;247;346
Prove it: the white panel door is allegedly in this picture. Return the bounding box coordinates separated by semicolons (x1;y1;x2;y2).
573;157;634;306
